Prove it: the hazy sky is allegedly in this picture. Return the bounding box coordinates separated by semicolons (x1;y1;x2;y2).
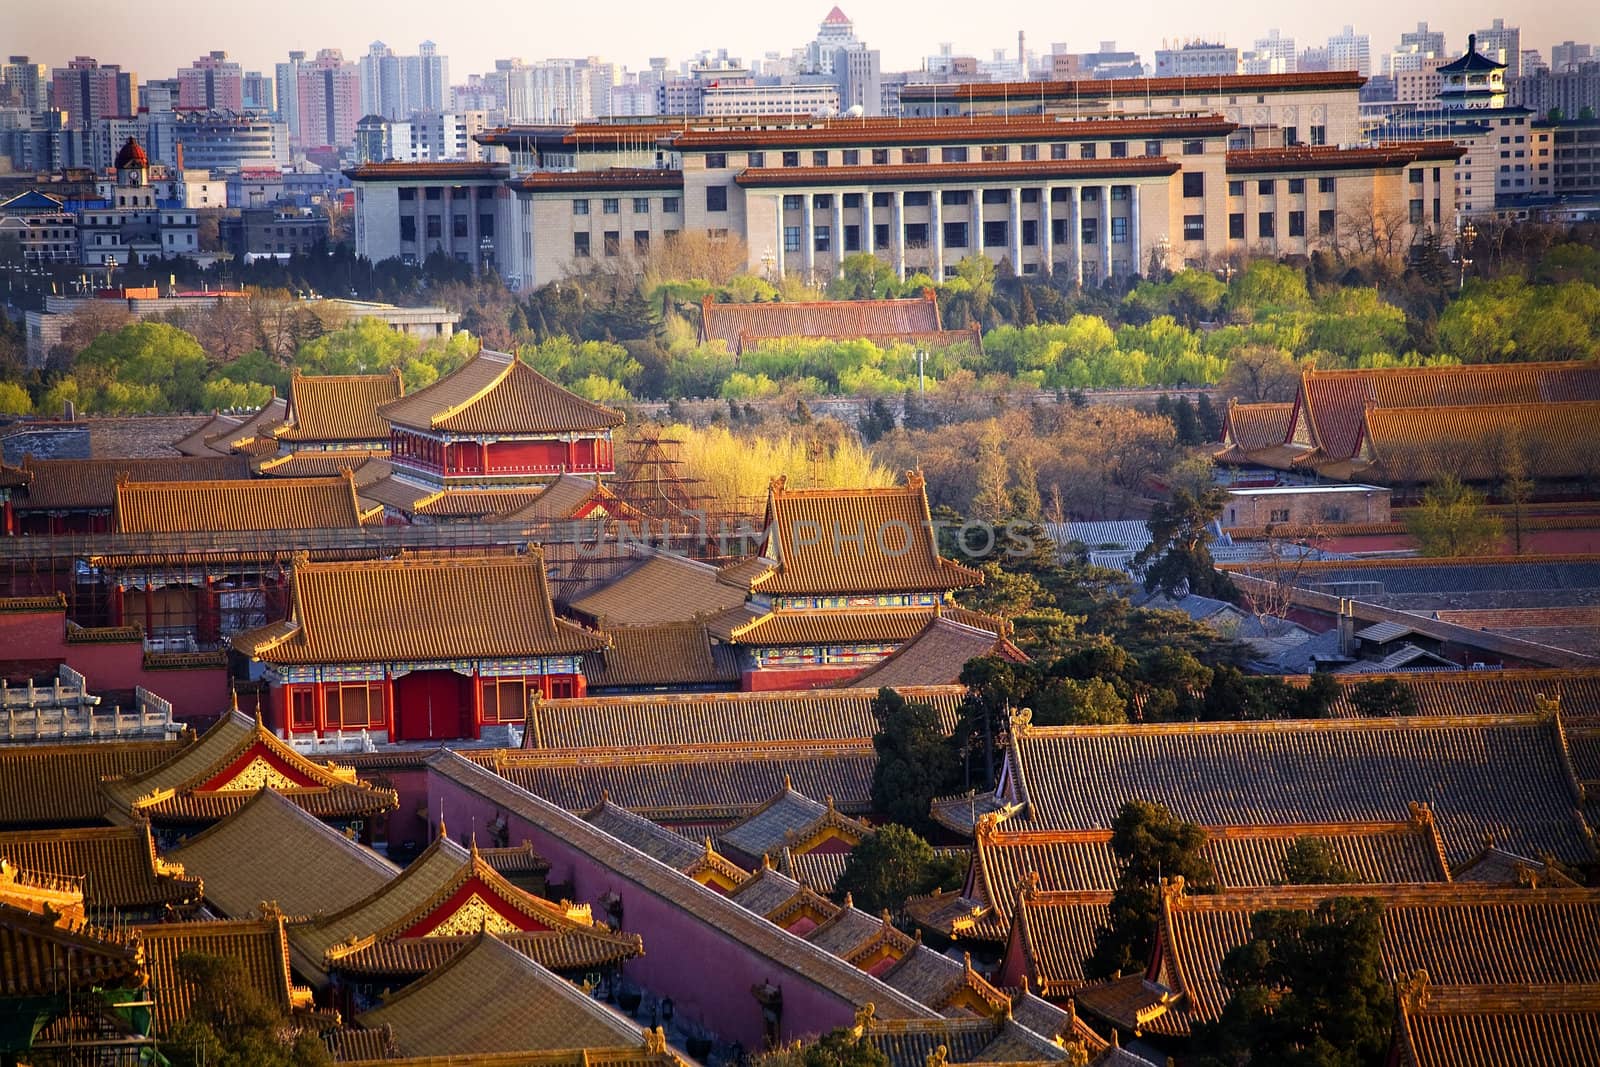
7;0;1594;80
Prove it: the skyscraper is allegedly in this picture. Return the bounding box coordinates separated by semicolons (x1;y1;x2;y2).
51;56;138;130
177;51;243;112
242;71;273;111
1474;18;1521;79
1326;26;1372;77
3;56;49;113
275;51;306;140
297;48;359;148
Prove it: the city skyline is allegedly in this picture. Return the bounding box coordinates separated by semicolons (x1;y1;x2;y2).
8;0;1593;83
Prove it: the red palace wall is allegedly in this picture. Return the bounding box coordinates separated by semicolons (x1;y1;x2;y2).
428;766;865;1049
264;671;585;742
0;607;229;720
742;665;866;692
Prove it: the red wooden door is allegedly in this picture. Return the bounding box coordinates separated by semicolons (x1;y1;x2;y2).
393;670;471;741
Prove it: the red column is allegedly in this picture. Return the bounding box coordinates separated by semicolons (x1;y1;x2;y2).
3;499;12;536
314;681;327;737
565;438;576;473
383;671;395;738
471;668;484;740
142;585;154;639
110;584;124;626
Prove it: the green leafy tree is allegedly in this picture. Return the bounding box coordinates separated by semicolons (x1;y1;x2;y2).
162;952;331;1067
869;687;960;833
1227;261;1310;316
1087;800;1217;979
75;321;209;412
1406;475;1502;556
1347;678;1420;718
1137;487;1238;600
832;824;967;916
1280;838;1359;885
0;380;33;414
830;252;900;300
1193;898;1393;1067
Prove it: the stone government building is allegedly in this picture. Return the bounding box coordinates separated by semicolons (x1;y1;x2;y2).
349;71;1459;290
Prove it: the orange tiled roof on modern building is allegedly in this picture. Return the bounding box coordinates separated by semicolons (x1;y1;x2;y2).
753;473;982;597
231;552;606;666
1225;141;1463;173
1360;400;1600;483
666;113;1237;150
274;369;403;445
137;915;312;1033
294;834;640;985
353;931;649;1058
342;161;510;181
113;473;378;533
378;349;624;436
100;711;398;826
168;788;399;921
15;455;250;511
698;291;978;354
0;825;201;912
898;70;1368;104
735;157;1181;190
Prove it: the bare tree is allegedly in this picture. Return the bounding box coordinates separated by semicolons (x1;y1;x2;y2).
1238;522;1331;630
1336;194;1412;266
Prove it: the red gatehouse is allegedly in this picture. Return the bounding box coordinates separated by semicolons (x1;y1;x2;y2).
231;551;607;743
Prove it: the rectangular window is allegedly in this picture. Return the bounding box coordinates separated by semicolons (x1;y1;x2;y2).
290;689;315;731
747;151;765;168
1081;187;1100;202
872;148;889;165
1111;141;1128;158
1258;212;1275;238
904;223;928;248
1081;217;1098;244
1319;209;1335;235
706;152;727;169
1021;143;1039;161
425;187;442;200
783;151;800;167
841;149;859;166
1288;210;1305;237
1258;179;1275;195
572;199;589;215
705;186;728;212
1110;187;1129;200
1051;143;1068;160
982;189;1009;204
812;150;829;167
1080;143;1097;160
1229;213;1245;239
941;190;969;205
902;147;929;164
1183;139;1204;155
603;231;620;256
479;213;495;238
398;187;416;201
1409;168;1424;184
1111;217;1128;244
903;191;931;207
573;232;590;257
981;144;1008;162
783;194;803;211
633;197;650;213
873;223;890;247
813;193;833;210
326;683;382;730
983;219;1007;247
1288;178;1305;194
399;216;416;242
1144;140;1163;157
1228;180;1244;197
872;192;892;207
483;679;528;724
844;224;860;251
783;225;802;252
1022;219;1038;246
663;196;681;212
942;146;970;163
426;215;442;239
602;198;620;214
1409;199;1424;224
1270;508;1291;523
1183;172;1205;198
634;230;650;255
452;214;468;238
943;221;969;248
814;225;830;252
1184;214;1205;241
1318;177;1334;193
1310;125;1327;146
843;193;862;208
